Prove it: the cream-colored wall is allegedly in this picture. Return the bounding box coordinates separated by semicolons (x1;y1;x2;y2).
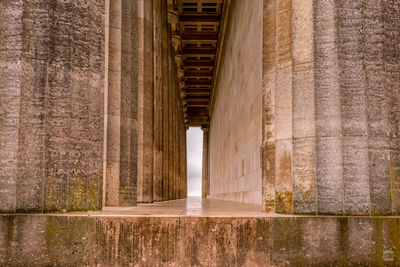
209;0;263;205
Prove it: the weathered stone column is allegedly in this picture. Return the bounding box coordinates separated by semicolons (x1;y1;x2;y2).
338;0;371;215
274;0;293;214
173;71;179;200
314;0;344;215
262;0;277;212
136;0;154;203
291;0;317;214
170;58;177;200
0;0;22;212
104;0;137;206
167;23;174;200
183;125;188;198
202;127;209;198
153;0;163;202
161;0;170;201
387;1;400;214
0;0;104;213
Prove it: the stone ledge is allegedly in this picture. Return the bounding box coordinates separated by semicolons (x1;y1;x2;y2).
1;214;399;266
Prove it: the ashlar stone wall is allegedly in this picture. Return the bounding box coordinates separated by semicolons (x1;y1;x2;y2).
209;0;263;205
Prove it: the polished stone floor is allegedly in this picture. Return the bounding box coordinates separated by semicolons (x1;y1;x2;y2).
86;198;281;217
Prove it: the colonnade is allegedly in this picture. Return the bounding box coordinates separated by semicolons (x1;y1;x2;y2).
103;0;187;207
262;0;400;215
0;0;187;213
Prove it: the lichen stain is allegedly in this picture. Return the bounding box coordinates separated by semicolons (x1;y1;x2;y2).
276;151;293;213
276;191;293;214
299;183;315;201
264;88;275;141
264;199;275;212
68;174;87;212
67;172;100;212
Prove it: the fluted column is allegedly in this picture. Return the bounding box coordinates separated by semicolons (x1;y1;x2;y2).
0;0;23;212
386;0;400;214
275;0;293;214
202;127;209;198
161;0;169;201
104;0;137;206
314;0;344;214
291;0;317;214
136;0;154;203
153;0;163;202
262;0;277;212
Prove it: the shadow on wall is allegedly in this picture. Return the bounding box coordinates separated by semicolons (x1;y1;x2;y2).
186;127;203;197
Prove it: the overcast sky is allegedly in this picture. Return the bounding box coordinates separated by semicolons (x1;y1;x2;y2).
186;127;203;197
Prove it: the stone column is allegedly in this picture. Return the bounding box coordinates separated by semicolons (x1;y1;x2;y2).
167;23;174;200
173;70;178;200
183;125;188;198
291;0;317;214
0;0;104;213
0;0;22;212
338;0;371;215
136;0;154;203
161;0;169;201
104;0;137;206
274;0;293;214
386;1;400;214
202;127;209;198
153;0;163;202
314;0;344;215
262;0;277;212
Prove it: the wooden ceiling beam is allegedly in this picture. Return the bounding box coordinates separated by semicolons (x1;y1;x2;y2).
187;116;209;126
187;103;209;107
186;95;210;100
179;15;221;22
182;48;216;55
183;61;214;67
184;71;214;77
185;80;213;86
181;33;218;40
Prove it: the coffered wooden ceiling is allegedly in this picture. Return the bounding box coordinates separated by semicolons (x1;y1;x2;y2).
176;0;224;127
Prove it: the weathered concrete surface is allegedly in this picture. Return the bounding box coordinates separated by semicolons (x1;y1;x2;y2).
0;0;104;213
209;0;263;205
1;214;400;266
